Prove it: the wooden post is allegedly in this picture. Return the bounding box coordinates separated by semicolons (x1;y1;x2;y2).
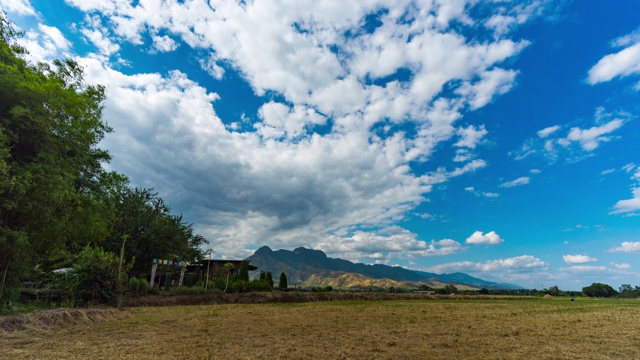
149;262;158;287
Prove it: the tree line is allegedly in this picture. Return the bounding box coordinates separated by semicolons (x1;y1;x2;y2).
0;13;207;309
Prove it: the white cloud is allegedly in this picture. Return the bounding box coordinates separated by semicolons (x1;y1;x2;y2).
608;241;640;253
17;24;72;63
601;168;615;175
465;187;499;198
465;231;504;245
500;176;529;188
565;119;623;151
484;1;547;37
611;262;632;270
588;27;640;86
512;108;628;163
199;54;225;80
562;254;598;264
0;0;35;15
151;34;178;53
316;227;463;263
426;255;547;275
80;27;120;56
622;163;637;173
610;188;640;214
559;265;609;273
37;1;552;258
454;125;488;149
537;125;560;138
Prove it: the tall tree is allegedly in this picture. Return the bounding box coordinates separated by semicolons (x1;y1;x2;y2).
278;272;288;289
101;187;208;272
239;260;249;282
0;13;124;302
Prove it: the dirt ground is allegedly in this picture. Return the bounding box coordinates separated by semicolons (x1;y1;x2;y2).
2;296;639;359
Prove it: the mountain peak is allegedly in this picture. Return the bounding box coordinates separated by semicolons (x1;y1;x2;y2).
293;247;327;259
254;245;273;255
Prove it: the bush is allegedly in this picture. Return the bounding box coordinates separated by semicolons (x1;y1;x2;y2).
70;246;128;307
129;277;150;297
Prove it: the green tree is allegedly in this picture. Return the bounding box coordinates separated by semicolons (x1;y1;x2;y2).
618;284;638;298
266;272;274;288
582;283;618;298
239;260;249;282
101;187;208;272
1;14;124;304
278;272;288;289
223;262;235;293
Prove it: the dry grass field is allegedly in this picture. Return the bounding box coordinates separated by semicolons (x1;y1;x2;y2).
2;297;640;359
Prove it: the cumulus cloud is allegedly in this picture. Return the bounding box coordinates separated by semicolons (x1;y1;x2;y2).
562;254;598;264
465;231;504;245
18;1;553;258
0;0;35;15
17;24;72;63
537;125;560;138
588;27;640;86
611;188;640;214
608;242;640;253
500;177;529;188
511;107;628;163
565;119;624;151
151;34;178;53
455;125;488;149
426;255;548;275
611;168;640;215
315;227;463;263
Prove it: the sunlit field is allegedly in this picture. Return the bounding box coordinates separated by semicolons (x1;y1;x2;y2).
2;298;640;359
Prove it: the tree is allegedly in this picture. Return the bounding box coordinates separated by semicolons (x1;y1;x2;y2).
278;272;288;289
266;272;274;288
582;283;618;298
223;262;235;293
101;187;208;272
1;14;125;304
618;284;638;298
239;260;249;282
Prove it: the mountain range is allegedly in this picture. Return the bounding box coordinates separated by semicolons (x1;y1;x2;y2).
247;246;522;290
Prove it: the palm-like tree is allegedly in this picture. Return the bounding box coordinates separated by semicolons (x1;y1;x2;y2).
223;262;235;293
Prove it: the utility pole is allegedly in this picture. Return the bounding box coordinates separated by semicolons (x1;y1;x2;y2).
205;249;213;291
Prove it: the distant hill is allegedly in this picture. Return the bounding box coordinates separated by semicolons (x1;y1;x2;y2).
247;246;522;290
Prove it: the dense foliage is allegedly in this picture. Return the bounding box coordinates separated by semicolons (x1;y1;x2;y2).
582;283;618;298
279;272;288;289
0;14;207;308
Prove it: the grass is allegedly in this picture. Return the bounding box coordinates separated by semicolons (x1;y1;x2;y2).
2;297;640;359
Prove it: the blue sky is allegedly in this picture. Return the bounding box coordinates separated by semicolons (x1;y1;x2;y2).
2;0;639;290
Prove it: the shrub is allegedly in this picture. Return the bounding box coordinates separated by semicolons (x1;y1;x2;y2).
129;277;150;297
70;246;128;307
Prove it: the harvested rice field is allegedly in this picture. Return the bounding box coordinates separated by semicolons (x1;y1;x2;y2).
2;297;640;359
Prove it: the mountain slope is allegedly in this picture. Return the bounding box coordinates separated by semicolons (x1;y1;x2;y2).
247;246;522;289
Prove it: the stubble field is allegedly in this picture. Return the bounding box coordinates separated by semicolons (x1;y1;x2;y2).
2;297;640;359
